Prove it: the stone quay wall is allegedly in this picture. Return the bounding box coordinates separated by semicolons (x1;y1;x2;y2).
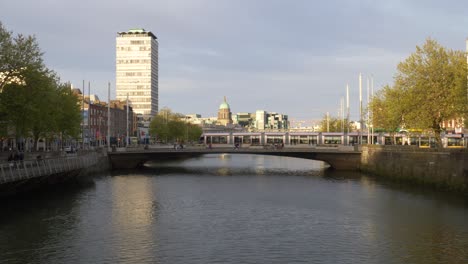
360;145;468;193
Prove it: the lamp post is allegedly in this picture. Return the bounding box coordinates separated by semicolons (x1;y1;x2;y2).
126;94;129;147
107;82;111;151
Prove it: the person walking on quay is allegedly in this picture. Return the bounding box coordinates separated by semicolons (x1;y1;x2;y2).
7;152;14;167
19;151;24;165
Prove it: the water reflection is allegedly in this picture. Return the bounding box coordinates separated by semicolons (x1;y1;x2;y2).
1;154;468;263
110;176;159;262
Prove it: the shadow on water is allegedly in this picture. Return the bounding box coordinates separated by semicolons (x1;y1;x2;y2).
0;179;97;219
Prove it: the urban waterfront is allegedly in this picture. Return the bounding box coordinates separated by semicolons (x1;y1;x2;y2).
1;154;468;263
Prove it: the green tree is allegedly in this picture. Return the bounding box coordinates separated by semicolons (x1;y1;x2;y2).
369;85;407;133
56;83;82;138
28;70;61;148
149;107;203;143
0;68;82;149
187;124;203;142
319;114;350;132
0;21;44;91
0;22;82;150
393;38;468;147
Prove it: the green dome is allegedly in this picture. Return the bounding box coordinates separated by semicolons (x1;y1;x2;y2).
219;101;230;109
219;97;230;110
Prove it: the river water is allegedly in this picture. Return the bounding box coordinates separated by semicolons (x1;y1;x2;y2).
1;154;468;264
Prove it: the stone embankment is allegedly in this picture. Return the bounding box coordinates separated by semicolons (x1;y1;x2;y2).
361;145;468;193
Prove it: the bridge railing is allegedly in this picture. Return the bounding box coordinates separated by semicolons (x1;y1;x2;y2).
0;152;100;185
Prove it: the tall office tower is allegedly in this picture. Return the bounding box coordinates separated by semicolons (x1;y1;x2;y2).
116;28;158;125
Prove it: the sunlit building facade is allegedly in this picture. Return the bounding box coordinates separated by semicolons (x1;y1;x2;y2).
116;28;158;125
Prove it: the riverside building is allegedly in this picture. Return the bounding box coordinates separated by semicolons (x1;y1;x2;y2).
116;28;158;127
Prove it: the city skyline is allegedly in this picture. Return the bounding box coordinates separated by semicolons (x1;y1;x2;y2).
1;0;467;120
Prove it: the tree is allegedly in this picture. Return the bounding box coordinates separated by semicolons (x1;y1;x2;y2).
369;85;407;133
0;68;82;149
149;107;203;143
0;21;82;150
0;21;44;91
55;83;82;138
393;38;468;147
187;124;203;142
319;114;351;132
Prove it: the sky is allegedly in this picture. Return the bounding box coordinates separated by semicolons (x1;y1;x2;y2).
1;0;467;121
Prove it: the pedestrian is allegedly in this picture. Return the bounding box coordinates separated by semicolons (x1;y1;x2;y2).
19;151;24;165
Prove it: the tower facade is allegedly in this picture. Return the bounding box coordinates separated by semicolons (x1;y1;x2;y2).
217;96;233;126
116;28;158;125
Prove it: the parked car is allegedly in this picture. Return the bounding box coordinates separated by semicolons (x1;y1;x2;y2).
64;146;75;153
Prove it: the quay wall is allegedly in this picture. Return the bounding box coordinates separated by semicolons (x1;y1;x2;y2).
0;151;109;197
361;145;468;193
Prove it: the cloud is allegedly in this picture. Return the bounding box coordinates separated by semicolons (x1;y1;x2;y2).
1;0;466;120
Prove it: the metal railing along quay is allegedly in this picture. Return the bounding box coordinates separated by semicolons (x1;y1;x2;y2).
0;152;100;185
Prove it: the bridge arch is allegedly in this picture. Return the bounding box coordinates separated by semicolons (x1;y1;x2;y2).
108;148;361;171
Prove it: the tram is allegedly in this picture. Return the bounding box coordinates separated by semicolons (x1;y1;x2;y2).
201;131;466;148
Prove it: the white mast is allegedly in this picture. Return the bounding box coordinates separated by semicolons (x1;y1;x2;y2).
367;76;370;144
359;73;363;144
107;82;111;151
346;84;350;135
82;80;85;149
371;75;374;144
341;97;344;133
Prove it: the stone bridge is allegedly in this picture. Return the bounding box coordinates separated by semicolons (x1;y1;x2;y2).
108;147;362;171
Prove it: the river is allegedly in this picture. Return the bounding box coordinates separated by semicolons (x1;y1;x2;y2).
1;154;468;264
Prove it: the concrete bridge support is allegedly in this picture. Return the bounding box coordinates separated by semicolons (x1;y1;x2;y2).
108;149;362;171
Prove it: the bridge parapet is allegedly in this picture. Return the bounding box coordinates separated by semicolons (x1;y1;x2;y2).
108;147;362;171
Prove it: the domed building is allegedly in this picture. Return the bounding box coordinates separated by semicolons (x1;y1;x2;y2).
217;96;233;126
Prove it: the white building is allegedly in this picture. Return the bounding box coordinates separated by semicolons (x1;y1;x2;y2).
254;110;289;130
116;28;158;125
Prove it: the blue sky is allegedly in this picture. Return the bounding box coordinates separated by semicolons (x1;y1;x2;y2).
1;0;467;120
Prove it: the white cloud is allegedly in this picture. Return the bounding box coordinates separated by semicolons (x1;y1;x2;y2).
1;0;466;120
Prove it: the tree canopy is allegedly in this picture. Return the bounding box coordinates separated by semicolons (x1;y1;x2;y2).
149;107;203;143
0;21;44;91
318;114;352;132
0;21;82;149
369;38;468;147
